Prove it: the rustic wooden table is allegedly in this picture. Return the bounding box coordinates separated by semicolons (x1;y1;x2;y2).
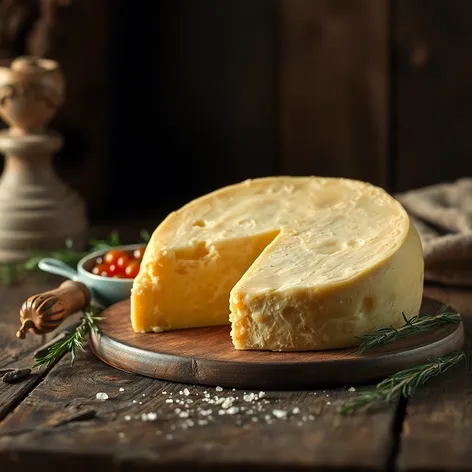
0;268;470;471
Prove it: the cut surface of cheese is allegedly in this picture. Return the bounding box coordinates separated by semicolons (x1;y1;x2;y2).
130;176;424;351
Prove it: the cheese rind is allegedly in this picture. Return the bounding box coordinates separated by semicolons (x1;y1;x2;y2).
130;176;424;351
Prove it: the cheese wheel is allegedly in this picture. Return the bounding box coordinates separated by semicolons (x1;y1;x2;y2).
130;176;424;351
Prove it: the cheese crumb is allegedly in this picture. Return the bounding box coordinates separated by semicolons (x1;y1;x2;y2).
96;392;109;401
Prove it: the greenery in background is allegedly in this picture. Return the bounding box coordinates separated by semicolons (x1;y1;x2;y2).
33;305;105;370
0;229;151;285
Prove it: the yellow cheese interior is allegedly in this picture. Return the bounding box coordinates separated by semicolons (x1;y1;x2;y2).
131;176;424;351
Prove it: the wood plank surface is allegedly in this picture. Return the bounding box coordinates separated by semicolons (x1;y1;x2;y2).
0;346;400;471
397;285;472;471
90;297;463;390
280;0;390;189
393;0;472;193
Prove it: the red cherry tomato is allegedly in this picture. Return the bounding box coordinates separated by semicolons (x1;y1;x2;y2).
133;246;146;261
116;254;130;271
104;249;128;266
92;263;113;277
124;261;140;278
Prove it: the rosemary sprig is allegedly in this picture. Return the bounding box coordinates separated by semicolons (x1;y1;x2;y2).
355;309;461;354
33;306;104;370
339;350;468;415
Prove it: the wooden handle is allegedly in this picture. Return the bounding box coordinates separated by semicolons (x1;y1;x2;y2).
17;280;91;339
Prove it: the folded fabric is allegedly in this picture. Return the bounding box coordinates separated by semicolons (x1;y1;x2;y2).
395;178;472;287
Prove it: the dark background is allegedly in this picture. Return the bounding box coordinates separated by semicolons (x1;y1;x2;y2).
0;0;470;225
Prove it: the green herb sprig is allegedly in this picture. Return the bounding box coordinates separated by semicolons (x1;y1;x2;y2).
339;350;467;415
355;309;461;354
33;306;104;370
0;229;151;285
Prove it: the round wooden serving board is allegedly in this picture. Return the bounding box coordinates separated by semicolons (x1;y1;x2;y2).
89;297;464;390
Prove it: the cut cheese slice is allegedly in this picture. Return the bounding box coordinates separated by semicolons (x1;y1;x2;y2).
130;176;424;351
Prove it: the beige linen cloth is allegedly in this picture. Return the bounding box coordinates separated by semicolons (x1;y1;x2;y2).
395;178;472;286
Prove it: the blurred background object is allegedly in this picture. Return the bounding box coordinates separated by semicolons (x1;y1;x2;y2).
0;55;87;261
0;0;469;225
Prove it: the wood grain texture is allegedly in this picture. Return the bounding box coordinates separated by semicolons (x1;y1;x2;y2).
280;0;389;189
393;0;472;192
89;297;464;390
0;276;68;422
397;285;472;471
0;347;400;471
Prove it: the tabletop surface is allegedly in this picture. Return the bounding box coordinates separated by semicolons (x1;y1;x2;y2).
0;229;471;471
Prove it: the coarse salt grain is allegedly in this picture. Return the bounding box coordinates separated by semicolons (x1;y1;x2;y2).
124;415;131;421
292;407;300;414
348;387;356;392
226;406;239;415
183;388;190;396
96;392;108;401
243;393;256;402
216;386;223;392
119;388;124;392
258;391;266;398
272;409;287;419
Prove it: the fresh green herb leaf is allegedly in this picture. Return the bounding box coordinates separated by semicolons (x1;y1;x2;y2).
339;350;467;415
33;306;104;370
355;309;461;354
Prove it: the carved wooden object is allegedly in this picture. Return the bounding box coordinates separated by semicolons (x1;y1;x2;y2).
0;56;88;262
17;279;91;339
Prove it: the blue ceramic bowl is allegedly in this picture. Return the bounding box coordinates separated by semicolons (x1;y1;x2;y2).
38;243;143;307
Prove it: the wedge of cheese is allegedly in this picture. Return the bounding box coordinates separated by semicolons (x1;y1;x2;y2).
130;176;424;351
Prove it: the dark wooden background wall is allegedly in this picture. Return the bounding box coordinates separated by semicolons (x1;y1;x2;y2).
0;0;469;223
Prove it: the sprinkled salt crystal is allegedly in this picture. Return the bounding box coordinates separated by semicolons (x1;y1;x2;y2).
292;407;300;414
146;412;158;421
258;391;266;398
179;410;190;418
308;415;315;420
226;406;239;415
218;410;225;415
124;415;131;421
251;417;258;422
132;400;137;404
183;388;190;396
327;402;331;405
186;419;194;427
198;419;208;426
246;409;254;415
166;434;173;440
216;386;223;392
142;393;146;396
119;388;124;392
96;392;108;401
272;409;287;419
186;399;194;404
243;393;256;402
348;387;356;392
118;432;125;439
162;391;167;394
166;399;173;403
179;390;183;395
201;409;212;416
222;398;234;409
